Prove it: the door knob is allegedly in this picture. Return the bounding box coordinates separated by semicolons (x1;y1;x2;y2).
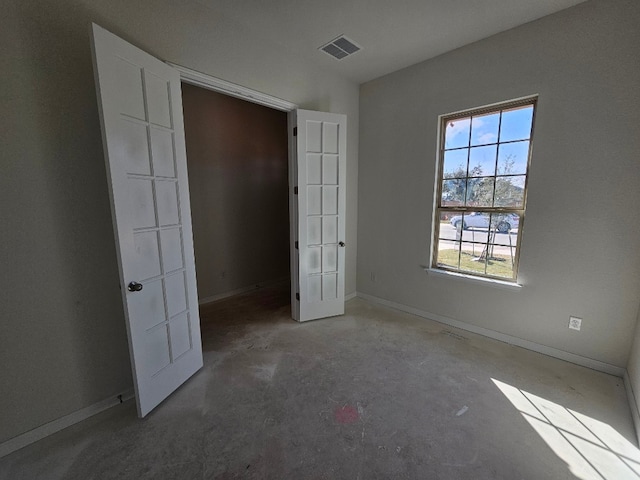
338;241;345;247
128;281;143;292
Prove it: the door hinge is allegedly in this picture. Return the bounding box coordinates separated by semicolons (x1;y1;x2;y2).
294;186;298;195
295;241;299;249
293;127;297;136
296;292;300;301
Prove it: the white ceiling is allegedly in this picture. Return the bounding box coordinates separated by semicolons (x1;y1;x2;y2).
196;0;588;84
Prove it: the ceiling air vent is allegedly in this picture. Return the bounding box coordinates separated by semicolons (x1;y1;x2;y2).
320;35;361;60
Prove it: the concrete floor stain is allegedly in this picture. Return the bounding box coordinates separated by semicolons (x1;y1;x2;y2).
335;405;359;424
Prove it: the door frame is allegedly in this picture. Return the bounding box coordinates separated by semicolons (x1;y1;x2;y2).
167;63;303;320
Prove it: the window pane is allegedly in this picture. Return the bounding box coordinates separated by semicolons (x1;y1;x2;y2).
491;213;521;236
460;211;489;231
439;212;458;240
448;212;466;231
445;117;470;149
460;242;486;274
497;141;529;175
469;145;497;177
443;149;468;177
479;220;516;278
500;105;534;142
471;112;500;146
442;179;466;206
466;177;494;207
461;226;490;244
494;175;525;207
484;241;515;279
436;238;460;269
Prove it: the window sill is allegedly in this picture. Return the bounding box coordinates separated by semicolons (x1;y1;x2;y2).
424;267;523;291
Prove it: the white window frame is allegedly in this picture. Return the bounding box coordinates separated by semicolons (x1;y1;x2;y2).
431;96;538;283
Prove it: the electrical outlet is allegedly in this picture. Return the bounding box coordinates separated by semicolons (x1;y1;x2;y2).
569;316;582;331
370;272;377;282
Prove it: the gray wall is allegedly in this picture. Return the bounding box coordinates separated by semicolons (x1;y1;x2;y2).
0;0;358;444
627;305;640;441
358;0;640;368
182;85;290;301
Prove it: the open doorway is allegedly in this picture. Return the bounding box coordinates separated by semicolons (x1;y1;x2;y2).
180;84;291;314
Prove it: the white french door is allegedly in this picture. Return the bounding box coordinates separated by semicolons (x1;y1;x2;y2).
91;24;203;417
292;110;347;322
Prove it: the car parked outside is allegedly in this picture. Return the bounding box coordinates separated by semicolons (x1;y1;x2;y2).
450;212;519;233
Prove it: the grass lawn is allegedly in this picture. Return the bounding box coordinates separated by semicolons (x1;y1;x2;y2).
437;249;514;278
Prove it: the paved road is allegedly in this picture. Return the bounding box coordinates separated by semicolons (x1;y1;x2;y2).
438;224;517;256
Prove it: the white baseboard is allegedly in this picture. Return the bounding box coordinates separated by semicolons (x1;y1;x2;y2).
355;292;625;378
198;277;290;306
0;389;134;459
345;292;357;301
623;370;640;446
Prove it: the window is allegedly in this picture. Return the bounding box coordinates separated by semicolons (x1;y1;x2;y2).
432;97;537;282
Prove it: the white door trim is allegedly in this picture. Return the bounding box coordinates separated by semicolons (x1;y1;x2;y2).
166;62;297;112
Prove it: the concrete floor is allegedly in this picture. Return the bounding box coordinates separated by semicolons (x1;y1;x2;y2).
2;284;639;479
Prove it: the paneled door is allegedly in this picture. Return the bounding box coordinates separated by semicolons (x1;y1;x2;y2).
293;110;347;322
90;24;203;416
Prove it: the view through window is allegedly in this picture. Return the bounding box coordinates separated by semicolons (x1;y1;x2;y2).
432;97;536;281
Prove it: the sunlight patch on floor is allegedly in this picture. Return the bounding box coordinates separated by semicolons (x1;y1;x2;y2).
492;378;640;479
